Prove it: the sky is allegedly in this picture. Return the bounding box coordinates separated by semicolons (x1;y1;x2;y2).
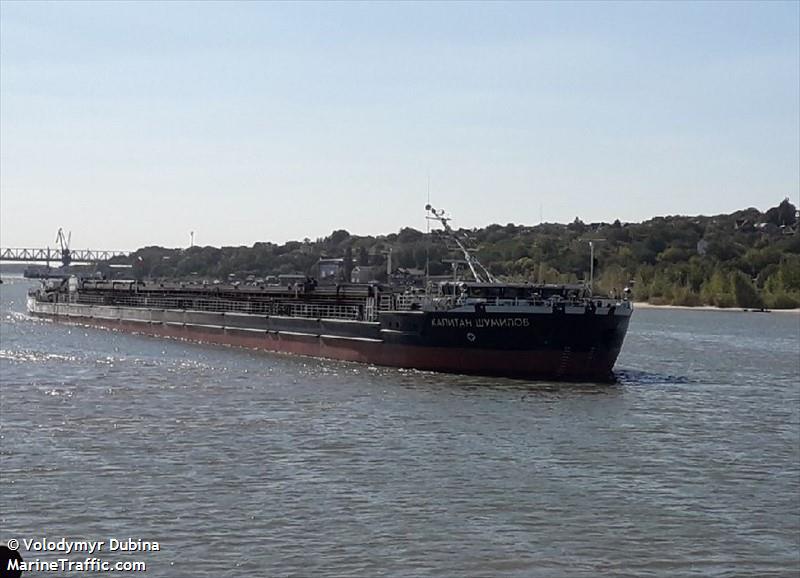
1;1;798;251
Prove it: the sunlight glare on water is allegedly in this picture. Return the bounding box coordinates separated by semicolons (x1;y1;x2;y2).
1;278;798;577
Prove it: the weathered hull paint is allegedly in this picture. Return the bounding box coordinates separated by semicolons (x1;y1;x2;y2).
28;304;627;381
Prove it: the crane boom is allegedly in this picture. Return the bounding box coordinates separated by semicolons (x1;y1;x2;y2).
425;204;498;284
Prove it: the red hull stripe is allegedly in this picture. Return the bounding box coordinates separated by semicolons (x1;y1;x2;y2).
38;315;618;380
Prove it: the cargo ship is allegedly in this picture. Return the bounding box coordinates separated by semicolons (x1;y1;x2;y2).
26;206;633;381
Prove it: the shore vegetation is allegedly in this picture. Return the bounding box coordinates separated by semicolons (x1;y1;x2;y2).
116;198;800;309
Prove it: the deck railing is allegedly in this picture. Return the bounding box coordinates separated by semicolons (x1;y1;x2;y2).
63;288;631;320
75;293;367;320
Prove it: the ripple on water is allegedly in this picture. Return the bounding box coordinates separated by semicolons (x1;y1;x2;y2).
0;281;798;576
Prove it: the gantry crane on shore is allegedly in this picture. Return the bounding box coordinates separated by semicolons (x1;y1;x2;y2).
55;228;72;267
0;228;128;266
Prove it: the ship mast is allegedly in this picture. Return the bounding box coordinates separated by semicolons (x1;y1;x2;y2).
425;204;498;284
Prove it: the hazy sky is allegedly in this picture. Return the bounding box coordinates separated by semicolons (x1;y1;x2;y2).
1;1;798;250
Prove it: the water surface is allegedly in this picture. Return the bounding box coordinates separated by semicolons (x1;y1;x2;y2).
1;278;798;576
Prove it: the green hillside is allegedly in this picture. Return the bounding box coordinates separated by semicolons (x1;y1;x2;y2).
118;198;800;309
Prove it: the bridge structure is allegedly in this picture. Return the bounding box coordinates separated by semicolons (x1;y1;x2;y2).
0;247;129;266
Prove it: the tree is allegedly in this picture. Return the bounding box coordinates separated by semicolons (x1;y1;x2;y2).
397;227;424;243
327;230;351;247
730;271;763;308
776;255;800;293
765;198;797;227
702;268;734;307
568;217;587;233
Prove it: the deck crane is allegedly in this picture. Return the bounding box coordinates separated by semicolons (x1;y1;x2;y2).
425;204;498;284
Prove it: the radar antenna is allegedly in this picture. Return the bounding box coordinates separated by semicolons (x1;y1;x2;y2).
425;204;497;283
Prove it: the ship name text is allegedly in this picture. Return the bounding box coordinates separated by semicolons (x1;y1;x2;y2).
431;317;530;328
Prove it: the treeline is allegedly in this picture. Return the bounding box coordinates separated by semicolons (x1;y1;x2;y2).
115;198;800;309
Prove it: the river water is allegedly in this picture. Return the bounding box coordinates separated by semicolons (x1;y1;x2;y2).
1;277;798;577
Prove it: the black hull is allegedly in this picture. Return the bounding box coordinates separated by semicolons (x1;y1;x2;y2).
27;300;631;381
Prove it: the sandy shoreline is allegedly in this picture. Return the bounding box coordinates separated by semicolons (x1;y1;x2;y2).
632;302;800;314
